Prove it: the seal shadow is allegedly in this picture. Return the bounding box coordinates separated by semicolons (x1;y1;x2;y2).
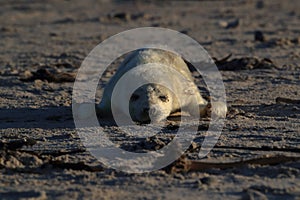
0;105;211;131
0;106;75;129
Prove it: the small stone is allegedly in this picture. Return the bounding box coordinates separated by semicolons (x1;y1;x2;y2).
11;69;19;75
218;20;228;28
173;173;185;180
34;79;44;88
49;32;58;37
0;26;15;32
23;70;33;79
190;141;198;150
108;12;131;21
254;31;265;42
200;177;217;185
219;19;239;29
256;0;264;9
180;29;189;34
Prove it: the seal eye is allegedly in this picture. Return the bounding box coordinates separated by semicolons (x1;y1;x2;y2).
159;95;168;102
131;94;139;101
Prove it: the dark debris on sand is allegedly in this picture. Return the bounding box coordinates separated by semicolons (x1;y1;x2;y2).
213;54;278;70
20;64;76;83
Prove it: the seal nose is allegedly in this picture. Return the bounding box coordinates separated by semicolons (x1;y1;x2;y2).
143;107;149;113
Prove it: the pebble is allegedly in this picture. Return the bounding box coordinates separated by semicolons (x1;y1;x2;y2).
254;30;265;42
218;19;239;29
256;0;264;9
200;176;217;185
107;12;131;21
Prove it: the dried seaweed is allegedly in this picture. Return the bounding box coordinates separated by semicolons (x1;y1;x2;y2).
213;54;278;70
20;66;76;83
42;160;103;172
0;138;37;150
276;97;300;104
166;154;300;173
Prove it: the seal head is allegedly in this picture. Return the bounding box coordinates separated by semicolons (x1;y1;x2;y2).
129;84;176;123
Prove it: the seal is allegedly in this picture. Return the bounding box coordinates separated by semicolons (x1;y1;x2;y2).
96;48;210;123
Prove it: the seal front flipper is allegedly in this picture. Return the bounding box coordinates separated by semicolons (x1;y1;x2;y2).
201;101;227;118
96;100;112;118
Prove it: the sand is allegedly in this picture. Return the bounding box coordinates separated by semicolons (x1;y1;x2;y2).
0;0;299;199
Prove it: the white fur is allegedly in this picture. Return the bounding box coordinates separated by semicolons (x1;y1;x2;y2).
97;49;208;123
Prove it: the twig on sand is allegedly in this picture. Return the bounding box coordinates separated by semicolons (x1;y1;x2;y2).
166;154;300;173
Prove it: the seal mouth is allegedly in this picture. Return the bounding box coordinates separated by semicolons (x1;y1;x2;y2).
129;109;150;124
136;120;151;125
130;107;166;124
138;111;151;124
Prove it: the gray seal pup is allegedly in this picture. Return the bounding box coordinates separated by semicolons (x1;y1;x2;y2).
96;48;211;123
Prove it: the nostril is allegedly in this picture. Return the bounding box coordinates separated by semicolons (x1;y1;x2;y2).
143;108;149;113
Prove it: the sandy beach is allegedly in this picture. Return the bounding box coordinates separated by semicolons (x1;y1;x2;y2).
0;0;299;199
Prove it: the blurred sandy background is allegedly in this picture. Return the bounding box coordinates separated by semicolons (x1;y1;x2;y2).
0;0;299;199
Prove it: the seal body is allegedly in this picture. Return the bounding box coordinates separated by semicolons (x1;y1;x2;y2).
97;48;208;123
